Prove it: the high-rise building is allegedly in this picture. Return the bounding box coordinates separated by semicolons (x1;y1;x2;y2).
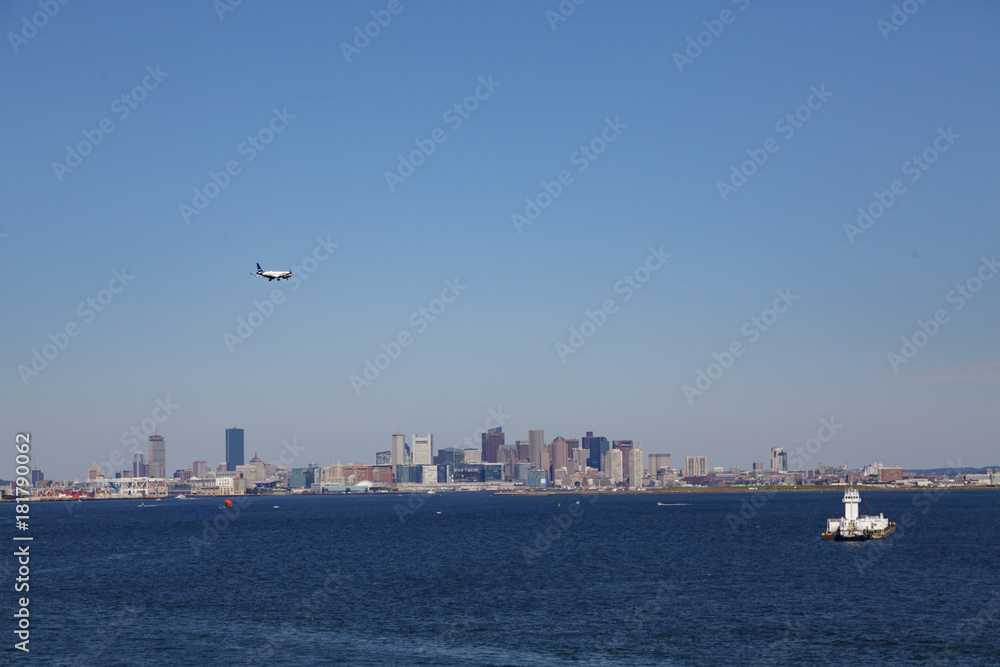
629;445;644;488
481;428;504;463
147;435;166;478
516;440;530;461
528;430;544;469
771;447;787;472
412;434;433;466
87;466;102;480
391;433;406;467
193;460;208;478
615;441;634;483
685;455;708;477
588;435;610;471
463;448;482;464
602;449;623;484
226;428;245;472
648;453;671;475
550;437;568;477
132;451;147;477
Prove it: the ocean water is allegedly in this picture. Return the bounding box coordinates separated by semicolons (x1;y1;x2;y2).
4;489;998;665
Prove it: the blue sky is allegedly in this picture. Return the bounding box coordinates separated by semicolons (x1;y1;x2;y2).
2;0;998;480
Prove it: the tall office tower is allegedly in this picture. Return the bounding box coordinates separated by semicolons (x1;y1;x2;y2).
217;461;227;472
770;447;786;472
498;445;518;480
412;434;433;466
602;449;623;484
193;460;208;478
629;446;644;488
685;455;708;477
581;431;593;461
588;435;610;471
147;435;166;478
481;427;504;463
391;433;406;467
87;466;101;480
226;428;245;472
648;453;671;475
516;440;530;461
528;430;544;469
572;447;590;471
463;449;482;464
753;462;764;473
132;451;147;477
550;437;568;475
615;441;635;484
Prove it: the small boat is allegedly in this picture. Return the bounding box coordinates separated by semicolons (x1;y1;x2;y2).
822;488;895;541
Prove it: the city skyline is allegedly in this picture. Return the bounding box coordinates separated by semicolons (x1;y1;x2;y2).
48;423;975;484
3;3;998;480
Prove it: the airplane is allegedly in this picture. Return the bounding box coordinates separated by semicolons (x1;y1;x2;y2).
253;263;291;281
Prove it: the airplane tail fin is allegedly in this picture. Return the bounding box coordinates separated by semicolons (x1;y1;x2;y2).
256;263;262;272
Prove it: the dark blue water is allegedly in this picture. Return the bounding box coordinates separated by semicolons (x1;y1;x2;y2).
3;489;998;665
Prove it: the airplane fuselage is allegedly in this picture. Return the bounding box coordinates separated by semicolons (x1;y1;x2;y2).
256;270;291;281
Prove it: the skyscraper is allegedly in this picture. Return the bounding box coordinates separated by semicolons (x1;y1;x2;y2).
481;427;504;463
132;450;146;477
648;453;671;475
685;455;708;477
391;433;406;467
528;430;544;469
771;447;787;472
550;437;568;476
226;428;245;472
588;435;610;471
412;434;433;466
147;435;166;478
629;445;644;488
602;449;623;484
193;460;208;478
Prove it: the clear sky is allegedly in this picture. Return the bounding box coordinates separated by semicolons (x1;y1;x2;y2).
2;1;998;480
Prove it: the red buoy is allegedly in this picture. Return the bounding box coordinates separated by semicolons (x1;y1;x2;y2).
224;498;233;508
